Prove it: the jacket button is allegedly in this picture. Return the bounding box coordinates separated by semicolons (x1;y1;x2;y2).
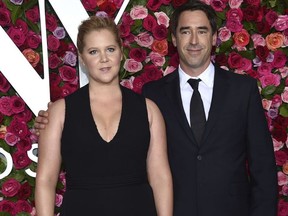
197;155;202;160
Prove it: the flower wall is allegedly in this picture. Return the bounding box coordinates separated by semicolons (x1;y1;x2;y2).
0;0;287;215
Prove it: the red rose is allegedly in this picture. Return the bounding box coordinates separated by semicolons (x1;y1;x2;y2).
17;137;32;151
226;18;243;32
151;39;168;56
278;199;288;216
246;69;259;79
256;20;271;34
129;48;147;62
0;200;15;215
14;200;33;214
143;14;157;32
17;182;32;200
25;6;39;23
172;0;188;8
0;7;11;27
255;46;269;62
152;24;168;40
132;75;147;94
61;83;78;98
15;19;28;34
147;0;162;11
50;84;63;102
14;108;32;123
243;6;259;22
121;12;134;25
210;0;227;12
0;72;11;93
271;123;287;143
274;115;288;127
272;50;287;69
227;52;243;69
275;150;288;166
99;2;117;17
25;31;41;49
244;0;261;7
57;40;69;57
49;53;62;69
59;65;77;83
1;178;21;197
7;119;30;139
12;150;32;169
265;10;278;26
215;53;228;67
0;96;13;116
81;0;97;11
50;72;62;87
119;23;131;38
45;13;58;32
169;52;179;68
10;96;25;114
7;27;26;47
47;35;60;51
141;64;163;82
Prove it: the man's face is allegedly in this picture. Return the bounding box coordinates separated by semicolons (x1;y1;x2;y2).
172;10;217;76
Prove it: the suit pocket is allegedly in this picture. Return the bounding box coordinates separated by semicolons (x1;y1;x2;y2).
230;182;250;196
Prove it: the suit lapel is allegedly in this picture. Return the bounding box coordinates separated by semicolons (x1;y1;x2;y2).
202;67;230;145
164;71;196;145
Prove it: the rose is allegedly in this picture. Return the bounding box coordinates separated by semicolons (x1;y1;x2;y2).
233;29;250;47
210;0;227;12
49;53;62;69
0;200;15;215
17;182;32;200
265;32;284;51
129;48;147;62
272;123;287;143
275;150;288;166
278;199;288;216
225;18;243;32
45;13;58;32
272;94;282;108
14;200;33;214
152;24;168;40
281;87;288;103
0;7;11;27
25;6;39;23
245;0;261;7
7;27;26;46
15;108;33;122
53;27;66;39
267;108;278;119
121;12;134;25
171;0;188;8
7;119;30;139
0;96;13;116
10;95;25;114
47;35;60;51
228;0;243;8
55;194;63;207
163;66;176;76
141;64;163;82
15;19;28;34
130;5;148;20
151;39;168;56
278;171;288;186
259;73;281;88
272;50;287;68
256;20;271;34
0;72;10;93
22;48;40;67
283;161;288;175
154;12;170;28
61;83;78;98
246;69;259;79
12;150;32;169
227;52;242;69
282;185;288;196
59;65;77;83
120;77;134;90
273;138;284;151
26;31;41;49
10;0;23;5
169;52;179;68
123;59;143;73
143;14;157;31
1;178;21;197
218;26;231;42
147;0;162;11
81;0;97;11
273;15;288;31
135;32;154;47
132;75;147;94
262;98;272;111
242;6;259;22
255;46;269;62
265;10;278;26
257;62;273;76
4;132;19;146
57;40;69;56
149;51;165;67
63;51;77;67
17;137;32;151
99;2;117;17
119;22;131;38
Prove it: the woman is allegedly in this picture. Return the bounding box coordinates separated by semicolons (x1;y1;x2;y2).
35;16;173;215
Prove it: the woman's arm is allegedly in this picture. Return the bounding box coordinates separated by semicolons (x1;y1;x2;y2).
146;98;173;216
35;99;65;216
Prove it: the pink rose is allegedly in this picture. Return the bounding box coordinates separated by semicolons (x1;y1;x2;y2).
272;15;288;31
4;132;19;146
0;72;11;93
12;150;32;169
81;0;97;11
272;50;287;68
272;94;282;108
228;0;243;8
154;12;170;28
151;39;168;56
7;26;26;46
135;32;154;47
121;12;134;25
143;14;157;31
261;98;272;111
259;73;281;88
45;13;58;32
59;65;77;83
0;96;13;116
130;5;148;20
277;171;288;186
119;23;131;38
257;62;273;76
147;0;162;11
1;178;21;197
227;52;242;69
282;185;288;196
265;10;278;26
25;6;39;23
120;77;134;90
226;18;243;32
278;199;288;216
0;200;15;215
123;59;143;73
10;95;25;114
273;138;284;151
226;8;243;22
15;200;33;214
275;150;288;166
15;19;28;34
0;7;11;27
17;182;32;200
129;48;147;62
49;53;62;69
152;24;168;40
7;119;30;139
163;66;176;76
149;52;165;67
210;0;227;12
251;34;266;48
25;31;41;49
279;67;288;78
47;35;60;51
55;194;63;207
281;87;288;103
218;26;231;42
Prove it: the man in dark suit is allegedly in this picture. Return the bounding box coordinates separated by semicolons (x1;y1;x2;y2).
142;1;278;216
35;1;278;215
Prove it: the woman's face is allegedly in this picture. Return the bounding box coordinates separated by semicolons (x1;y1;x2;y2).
80;29;123;85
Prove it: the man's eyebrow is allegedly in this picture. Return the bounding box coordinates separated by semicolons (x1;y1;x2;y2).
179;26;209;31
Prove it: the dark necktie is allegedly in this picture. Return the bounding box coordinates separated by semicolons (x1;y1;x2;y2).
188;79;206;145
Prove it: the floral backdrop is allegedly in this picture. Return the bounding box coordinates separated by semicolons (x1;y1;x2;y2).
0;0;287;215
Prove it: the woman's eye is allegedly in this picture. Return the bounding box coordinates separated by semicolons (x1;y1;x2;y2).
107;47;115;52
89;50;97;55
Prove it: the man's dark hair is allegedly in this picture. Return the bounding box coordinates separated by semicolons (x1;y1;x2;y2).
170;0;217;36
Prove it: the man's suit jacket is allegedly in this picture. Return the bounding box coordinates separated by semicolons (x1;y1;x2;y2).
142;65;278;216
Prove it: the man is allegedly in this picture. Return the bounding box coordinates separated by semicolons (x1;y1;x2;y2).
35;1;278;215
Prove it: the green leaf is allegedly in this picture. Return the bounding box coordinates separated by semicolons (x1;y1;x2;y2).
261;85;276;99
0;140;10;152
279;104;288;117
268;0;277;8
16;213;31;216
10;6;24;24
217;39;233;54
238;50;255;60
0;212;12;216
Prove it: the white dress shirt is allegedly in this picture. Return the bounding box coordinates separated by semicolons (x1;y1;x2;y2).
179;62;215;125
